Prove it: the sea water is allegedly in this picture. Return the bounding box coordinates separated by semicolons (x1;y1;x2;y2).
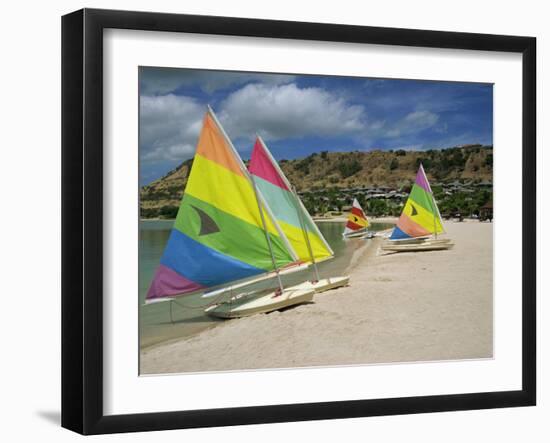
139;220;392;348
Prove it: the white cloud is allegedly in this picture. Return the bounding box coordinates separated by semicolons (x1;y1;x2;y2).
139;87;440;167
218;83;366;141
142;143;196;162
140;94;204;163
385;110;439;138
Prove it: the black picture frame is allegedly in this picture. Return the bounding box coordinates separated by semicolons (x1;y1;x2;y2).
61;8;536;435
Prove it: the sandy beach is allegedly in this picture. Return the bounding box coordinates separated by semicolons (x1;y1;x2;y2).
141;221;493;374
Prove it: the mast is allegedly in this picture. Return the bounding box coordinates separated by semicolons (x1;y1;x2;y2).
424;164;438;239
251;176;284;293
420;162;443;238
432;189;445;235
291;185;321;282
432;194;438;239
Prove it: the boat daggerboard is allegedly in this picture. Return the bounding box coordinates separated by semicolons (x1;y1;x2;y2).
343;198;369;236
248;137;334;265
146;110;298;303
390;163;444;240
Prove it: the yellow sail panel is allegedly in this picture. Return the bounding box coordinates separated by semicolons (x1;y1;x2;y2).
402;198;443;234
186;154;281;237
278;219;333;263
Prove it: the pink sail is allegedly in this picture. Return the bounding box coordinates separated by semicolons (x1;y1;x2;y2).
249;139;290;191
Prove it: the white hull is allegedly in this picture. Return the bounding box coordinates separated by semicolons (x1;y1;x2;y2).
381;239;454;252
343;230;366;238
205;286;315;319
387;237;452;245
343;230;374;239
291;276;350;293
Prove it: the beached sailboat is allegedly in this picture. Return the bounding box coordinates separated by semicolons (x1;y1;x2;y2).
381;164;453;252
342;198;373;239
247;136;350;294
146;107;315;317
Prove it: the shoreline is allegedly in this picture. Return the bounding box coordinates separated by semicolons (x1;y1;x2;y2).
141;222;493;374
140;238;380;353
139;218;387;352
345;235;381;274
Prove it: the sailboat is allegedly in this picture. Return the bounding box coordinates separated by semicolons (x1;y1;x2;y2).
342;198;372;239
248;136;350;293
147;107;316;317
381;163;454;252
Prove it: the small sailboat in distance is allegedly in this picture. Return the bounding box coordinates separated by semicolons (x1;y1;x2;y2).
381;163;453;252
248;136;350;293
342;198;372;239
147;107;316;317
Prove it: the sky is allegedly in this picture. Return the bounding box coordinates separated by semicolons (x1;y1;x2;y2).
139;67;493;185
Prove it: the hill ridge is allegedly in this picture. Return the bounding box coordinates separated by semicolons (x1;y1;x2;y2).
140;144;492;218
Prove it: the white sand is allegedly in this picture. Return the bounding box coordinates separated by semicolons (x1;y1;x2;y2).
141;222;493;374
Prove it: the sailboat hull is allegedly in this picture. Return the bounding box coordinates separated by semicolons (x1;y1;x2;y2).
381;240;454;252
387;237;452;245
343;230;372;239
205;287;315;318
291;276;350;293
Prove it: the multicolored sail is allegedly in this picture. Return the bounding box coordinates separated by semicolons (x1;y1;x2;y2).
146;111;297;302
343;198;368;237
248;137;333;264
390;163;444;240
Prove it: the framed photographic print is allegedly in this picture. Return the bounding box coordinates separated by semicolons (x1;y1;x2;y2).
61;8;536;435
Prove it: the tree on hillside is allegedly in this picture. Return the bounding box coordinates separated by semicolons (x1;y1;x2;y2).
159;205;178;219
336;159;362;178
368;199;389;217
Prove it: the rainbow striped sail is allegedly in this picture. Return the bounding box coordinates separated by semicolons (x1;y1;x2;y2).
390;164;444;240
343;198;369;237
248;137;333;264
146;110;297;302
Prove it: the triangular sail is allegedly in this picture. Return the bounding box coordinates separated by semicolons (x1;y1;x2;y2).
343;198;369;236
146;111;297;302
390;163;444;240
248;137;333;264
